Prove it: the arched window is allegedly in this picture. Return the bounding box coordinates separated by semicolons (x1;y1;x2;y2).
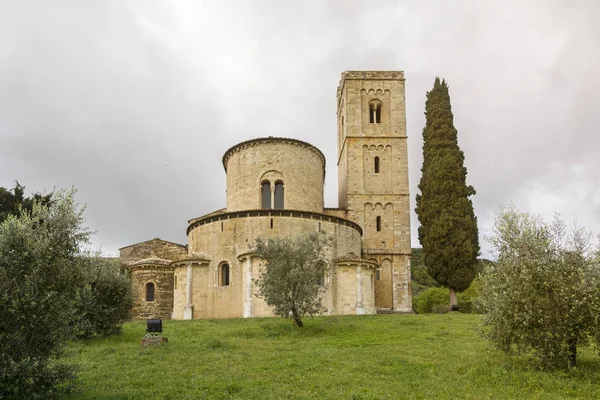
316;272;325;286
220;264;230;286
274;181;284;209
374;156;380;173
376;216;381;232
145;282;155;301
261;181;271;209
369;102;382;124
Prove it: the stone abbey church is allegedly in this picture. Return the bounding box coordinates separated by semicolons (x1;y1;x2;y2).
120;71;412;320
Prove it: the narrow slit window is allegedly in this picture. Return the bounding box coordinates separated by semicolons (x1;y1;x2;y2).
376;269;381;280
145;282;155;301
261;181;271;209
376;216;381;232
221;221;223;232
174;277;178;290
376;104;381;123
274;181;284;209
270;218;273;229
374;156;380;173
221;264;230;286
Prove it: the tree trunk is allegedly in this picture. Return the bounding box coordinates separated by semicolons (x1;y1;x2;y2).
291;308;303;327
568;338;577;368
449;287;458;307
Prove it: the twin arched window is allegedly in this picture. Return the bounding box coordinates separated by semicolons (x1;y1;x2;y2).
369;102;382;124
261;180;284;209
145;282;155;301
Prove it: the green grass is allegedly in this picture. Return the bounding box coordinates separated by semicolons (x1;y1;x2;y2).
64;314;600;399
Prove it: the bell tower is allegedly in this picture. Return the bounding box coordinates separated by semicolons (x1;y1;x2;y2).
336;71;412;312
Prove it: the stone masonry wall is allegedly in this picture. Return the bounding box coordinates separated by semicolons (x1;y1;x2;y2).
120;238;187;262
223;138;325;213
181;213;363;319
336;71;412;311
130;266;174;320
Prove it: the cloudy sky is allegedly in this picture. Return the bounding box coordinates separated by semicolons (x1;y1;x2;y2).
1;1;599;258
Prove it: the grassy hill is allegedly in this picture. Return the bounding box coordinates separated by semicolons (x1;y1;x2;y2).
64;314;600;399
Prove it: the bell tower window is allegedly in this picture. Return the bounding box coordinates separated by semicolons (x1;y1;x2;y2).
369;101;382;124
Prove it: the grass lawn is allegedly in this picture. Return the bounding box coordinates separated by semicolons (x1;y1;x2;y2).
64;313;600;399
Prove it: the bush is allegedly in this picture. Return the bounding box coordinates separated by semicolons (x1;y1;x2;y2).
456;277;482;314
413;287;449;314
74;257;133;338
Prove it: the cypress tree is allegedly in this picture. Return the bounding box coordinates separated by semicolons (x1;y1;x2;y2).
415;77;479;307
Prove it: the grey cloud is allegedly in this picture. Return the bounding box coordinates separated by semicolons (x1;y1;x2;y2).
1;0;599;257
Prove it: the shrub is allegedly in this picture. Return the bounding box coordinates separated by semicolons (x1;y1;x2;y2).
413;287;449;314
456;277;482;314
74;256;133;338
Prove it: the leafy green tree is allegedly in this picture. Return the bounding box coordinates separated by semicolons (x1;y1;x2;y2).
252;232;331;327
480;205;600;369
0;188;90;398
415;78;480;307
0;181;52;223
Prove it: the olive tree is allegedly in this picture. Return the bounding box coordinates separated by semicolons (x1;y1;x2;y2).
480;205;600;369
252;232;331;327
0;189;90;398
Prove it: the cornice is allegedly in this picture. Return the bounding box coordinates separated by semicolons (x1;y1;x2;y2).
337;70;405;110
335;255;379;269
170;256;211;267
119;238;186;251
186;208;363;236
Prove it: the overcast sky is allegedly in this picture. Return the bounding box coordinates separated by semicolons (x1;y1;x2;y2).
1;1;599;258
